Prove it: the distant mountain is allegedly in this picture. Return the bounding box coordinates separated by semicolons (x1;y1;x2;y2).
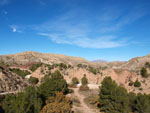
107;55;150;71
92;59;107;63
0;51;94;66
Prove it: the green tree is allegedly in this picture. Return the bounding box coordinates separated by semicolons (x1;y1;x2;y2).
128;92;137;112
81;75;88;85
134;80;141;87
39;70;68;99
29;77;39;85
145;62;150;68
2;86;42;113
72;77;79;85
129;81;134;86
29;63;42;72
141;67;148;78
9;68;30;78
133;94;150;113
99;77;129;113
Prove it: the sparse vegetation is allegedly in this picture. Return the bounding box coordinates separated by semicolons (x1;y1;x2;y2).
145;62;150;68
72;77;79;85
29;63;43;72
9;68;30;78
88;66;97;75
2;86;42;113
134;80;141;87
39;70;69;99
80;75;89;91
81;74;88;86
40;92;72;113
28;77;39;85
129;81;134;86
141;67;148;78
1;70;70;113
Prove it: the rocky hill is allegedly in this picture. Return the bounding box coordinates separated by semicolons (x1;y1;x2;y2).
0;51;150;94
105;54;150;71
0;51;93;66
0;66;29;92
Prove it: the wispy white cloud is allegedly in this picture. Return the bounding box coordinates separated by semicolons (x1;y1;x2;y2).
39;33;127;48
35;7;134;48
10;1;148;48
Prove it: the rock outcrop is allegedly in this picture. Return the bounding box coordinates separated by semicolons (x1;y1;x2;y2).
0;66;29;92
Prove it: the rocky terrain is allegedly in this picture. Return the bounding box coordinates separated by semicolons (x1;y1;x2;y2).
0;66;29;93
0;51;92;66
0;51;150;94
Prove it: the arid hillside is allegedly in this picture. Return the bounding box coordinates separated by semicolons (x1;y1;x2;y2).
0;51;150;94
0;51;93;66
0;66;29;92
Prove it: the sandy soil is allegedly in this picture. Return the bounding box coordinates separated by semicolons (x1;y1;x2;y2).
72;88;96;113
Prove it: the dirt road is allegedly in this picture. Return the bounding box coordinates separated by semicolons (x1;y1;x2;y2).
73;88;95;113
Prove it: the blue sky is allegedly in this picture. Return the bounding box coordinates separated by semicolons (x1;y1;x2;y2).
0;0;150;61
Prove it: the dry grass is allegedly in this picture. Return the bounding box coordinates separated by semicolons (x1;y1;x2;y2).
71;94;81;107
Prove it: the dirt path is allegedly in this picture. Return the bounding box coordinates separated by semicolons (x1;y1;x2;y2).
0;91;19;95
73;88;95;113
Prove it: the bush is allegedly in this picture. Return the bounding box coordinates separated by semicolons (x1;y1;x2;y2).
40;92;72;113
58;63;67;69
77;64;83;68
81;75;88;86
133;94;150;113
141;67;148;78
88;66;97;74
2;86;42;113
129;81;134;86
29;77;39;85
134;80;141;87
9;68;30;78
39;70;69;99
145;62;150;68
29;63;42;72
72;77;79;85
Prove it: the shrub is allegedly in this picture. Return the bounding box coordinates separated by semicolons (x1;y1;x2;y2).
145;62;150;68
72;77;79;85
9;68;30;78
2;86;42;113
133;94;150;113
58;63;67;69
134;80;141;87
141;67;148;78
129;81;134;86
88;66;97;74
40;92;72;113
77;64;83;68
29;77;39;85
29;63;42;72
39;70;69;99
81;75;88;86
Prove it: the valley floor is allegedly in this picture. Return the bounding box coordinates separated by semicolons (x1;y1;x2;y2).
72;87;100;113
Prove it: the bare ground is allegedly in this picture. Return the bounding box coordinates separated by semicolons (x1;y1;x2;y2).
72;88;99;113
